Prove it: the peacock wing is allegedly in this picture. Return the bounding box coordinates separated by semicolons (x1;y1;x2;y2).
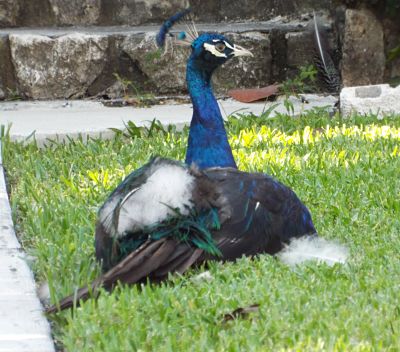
95;158;157;268
95;157;207;271
46;238;204;313
201;167;316;261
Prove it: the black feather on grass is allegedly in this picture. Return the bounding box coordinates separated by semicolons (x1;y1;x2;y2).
222;304;260;322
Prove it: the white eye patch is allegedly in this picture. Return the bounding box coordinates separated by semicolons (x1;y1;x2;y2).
203;42;227;58
211;39;234;50
224;41;234;50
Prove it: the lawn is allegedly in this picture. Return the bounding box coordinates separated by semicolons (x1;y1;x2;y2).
3;110;400;351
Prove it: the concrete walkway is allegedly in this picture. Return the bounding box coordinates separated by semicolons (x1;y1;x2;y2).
0;142;55;352
0;95;337;145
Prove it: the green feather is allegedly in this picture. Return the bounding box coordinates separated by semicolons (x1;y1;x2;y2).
116;207;222;262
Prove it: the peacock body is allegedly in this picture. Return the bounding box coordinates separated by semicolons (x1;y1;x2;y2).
47;10;329;313
95;157;316;274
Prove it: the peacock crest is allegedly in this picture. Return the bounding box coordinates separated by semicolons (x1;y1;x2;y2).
156;8;199;54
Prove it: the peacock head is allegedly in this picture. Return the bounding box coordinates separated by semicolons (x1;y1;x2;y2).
189;33;253;71
157;9;252;73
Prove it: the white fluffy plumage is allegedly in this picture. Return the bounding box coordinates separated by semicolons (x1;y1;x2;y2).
115;164;195;237
37;281;50;305
277;236;348;266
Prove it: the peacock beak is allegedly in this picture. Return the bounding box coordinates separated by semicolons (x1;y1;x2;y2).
232;44;253;57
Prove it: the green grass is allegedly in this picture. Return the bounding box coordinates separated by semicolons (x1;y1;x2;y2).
3;110;400;351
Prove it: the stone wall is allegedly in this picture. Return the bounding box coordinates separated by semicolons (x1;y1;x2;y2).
338;3;400;87
0;0;398;100
0;0;334;27
0;19;312;100
9;33;109;99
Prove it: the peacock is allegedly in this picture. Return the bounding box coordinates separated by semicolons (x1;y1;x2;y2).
46;10;345;313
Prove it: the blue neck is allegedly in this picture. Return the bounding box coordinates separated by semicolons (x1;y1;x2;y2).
185;59;237;169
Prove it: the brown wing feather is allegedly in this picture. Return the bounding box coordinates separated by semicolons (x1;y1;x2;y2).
46;238;202;314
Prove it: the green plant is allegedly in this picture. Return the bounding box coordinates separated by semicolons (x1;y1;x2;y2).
280;65;318;116
144;49;163;70
113;73;134;98
113;73;155;106
3;111;400;351
0;124;11;140
388;45;400;63
109;118;176;140
5;88;22;101
281;65;318;98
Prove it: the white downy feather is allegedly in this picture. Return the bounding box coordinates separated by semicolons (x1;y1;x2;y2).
37;281;50;305
116;164;195;237
192;271;213;283
277;236;348;266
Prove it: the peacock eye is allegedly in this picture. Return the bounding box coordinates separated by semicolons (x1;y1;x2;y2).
215;42;226;52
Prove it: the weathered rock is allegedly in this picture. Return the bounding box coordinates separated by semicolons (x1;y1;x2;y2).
190;0;220;22
340;84;400;118
0;35;17;100
100;80;127;99
0;17;322;99
0;0;335;27
122;33;187;94
122;31;271;95
383;18;400;82
49;0;101;25
193;0;333;22
341;9;385;86
10;33;109;99
285;31;314;68
17;0;56;27
100;0;189;26
389;57;400;82
0;0;20;27
213;32;272;92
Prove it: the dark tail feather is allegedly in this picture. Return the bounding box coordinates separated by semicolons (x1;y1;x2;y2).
152;247;203;279
313;12;341;93
45;238;203;314
156;8;191;47
45;278;103;314
175;248;203;273
103;238;177;285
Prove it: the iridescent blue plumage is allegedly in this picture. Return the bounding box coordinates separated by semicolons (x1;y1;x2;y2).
184;33;239;168
157;16;237;168
156;8;191;47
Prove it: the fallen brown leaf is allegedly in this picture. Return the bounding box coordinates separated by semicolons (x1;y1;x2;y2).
228;85;280;103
